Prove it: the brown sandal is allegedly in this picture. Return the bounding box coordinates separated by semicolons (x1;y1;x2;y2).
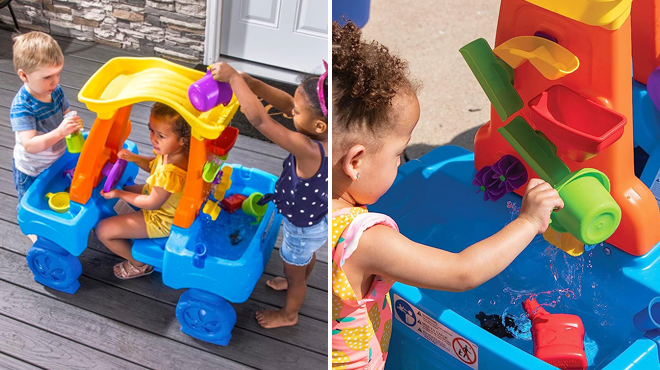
113;260;154;280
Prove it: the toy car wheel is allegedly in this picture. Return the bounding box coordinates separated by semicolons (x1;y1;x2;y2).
26;240;82;294
176;289;236;346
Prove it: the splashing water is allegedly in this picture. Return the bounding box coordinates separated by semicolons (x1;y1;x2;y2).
506;201;521;221
442;202;618;367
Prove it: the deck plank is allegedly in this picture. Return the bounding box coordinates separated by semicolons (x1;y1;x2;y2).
0;352;43;370
0;280;252;370
0;314;149;370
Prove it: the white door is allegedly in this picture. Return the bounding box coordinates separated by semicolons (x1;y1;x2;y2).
220;0;328;74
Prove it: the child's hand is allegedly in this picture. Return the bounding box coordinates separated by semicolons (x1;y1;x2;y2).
117;149;135;162
100;189;120;200
58;113;82;136
210;62;238;83
518;178;564;234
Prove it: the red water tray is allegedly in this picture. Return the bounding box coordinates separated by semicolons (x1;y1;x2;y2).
529;85;626;162
208;126;239;156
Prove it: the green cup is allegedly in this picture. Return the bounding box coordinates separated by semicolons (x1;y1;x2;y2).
550;168;621;245
242;192;267;225
66;131;85;154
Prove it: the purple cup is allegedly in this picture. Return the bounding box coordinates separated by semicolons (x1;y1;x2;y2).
188;70;233;112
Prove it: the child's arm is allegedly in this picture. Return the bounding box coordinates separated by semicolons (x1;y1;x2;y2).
18;113;82;154
240;72;295;115
349;179;563;293
100;186;170;211
118;149;155;173
210;63;319;160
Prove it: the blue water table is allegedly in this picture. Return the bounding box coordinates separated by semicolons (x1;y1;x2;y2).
18;57;283;346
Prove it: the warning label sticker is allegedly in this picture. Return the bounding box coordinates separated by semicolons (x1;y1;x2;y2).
393;294;479;369
113;199;134;216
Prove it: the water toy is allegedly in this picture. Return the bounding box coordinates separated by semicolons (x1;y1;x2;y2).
214;166;233;201
63;168;75;180
542;228;585;257
188;69;233;112
460;38;522;121
492;155;527;192
202;156;226;183
242;192;267;225
17;57;282;347
221;193;247;213
523;298;587;370
45;191;69;213
202;200;221;221
528;85;627;162
63;111;85;154
202;126;238;183
633;297;660;332
499;117;621;245
475;312;515;338
493;36;579;80
473;165;502;201
473;154;527;201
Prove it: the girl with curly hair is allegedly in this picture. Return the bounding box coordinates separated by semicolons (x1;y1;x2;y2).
210;59;328;329
331;21;564;369
96;102;190;280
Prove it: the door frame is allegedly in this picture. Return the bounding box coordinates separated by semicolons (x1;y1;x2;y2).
204;0;302;84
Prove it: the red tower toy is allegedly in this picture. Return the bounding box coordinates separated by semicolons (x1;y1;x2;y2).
522;298;587;370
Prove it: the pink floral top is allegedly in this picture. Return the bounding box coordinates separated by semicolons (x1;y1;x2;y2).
332;207;399;370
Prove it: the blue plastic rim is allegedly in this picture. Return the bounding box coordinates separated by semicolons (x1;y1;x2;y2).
332;0;371;28
633;297;660;332
176;289;236;346
26;238;82;295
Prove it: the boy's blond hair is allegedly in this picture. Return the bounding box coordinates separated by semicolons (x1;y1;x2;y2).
13;31;64;74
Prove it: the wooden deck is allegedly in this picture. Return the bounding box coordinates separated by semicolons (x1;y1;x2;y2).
0;29;327;369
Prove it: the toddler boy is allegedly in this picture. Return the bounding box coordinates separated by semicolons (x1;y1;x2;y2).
10;31;82;205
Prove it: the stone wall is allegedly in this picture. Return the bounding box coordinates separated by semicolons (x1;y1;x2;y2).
1;0;207;63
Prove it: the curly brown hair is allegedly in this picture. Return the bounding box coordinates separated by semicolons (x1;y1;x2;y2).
151;102;191;153
332;21;418;137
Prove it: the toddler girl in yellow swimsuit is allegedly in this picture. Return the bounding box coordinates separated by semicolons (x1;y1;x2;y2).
96;102;190;279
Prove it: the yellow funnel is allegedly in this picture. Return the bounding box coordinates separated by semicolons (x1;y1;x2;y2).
494;36;579;80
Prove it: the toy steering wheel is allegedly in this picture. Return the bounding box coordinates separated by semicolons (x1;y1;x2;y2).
101;158;128;193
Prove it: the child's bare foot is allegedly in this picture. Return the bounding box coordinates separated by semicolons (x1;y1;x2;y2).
266;276;288;290
255;309;298;328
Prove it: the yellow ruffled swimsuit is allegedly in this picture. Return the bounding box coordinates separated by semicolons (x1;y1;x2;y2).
142;155;187;238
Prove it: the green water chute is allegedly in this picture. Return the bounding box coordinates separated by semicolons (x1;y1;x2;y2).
460;38;524;122
498;117;621;245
